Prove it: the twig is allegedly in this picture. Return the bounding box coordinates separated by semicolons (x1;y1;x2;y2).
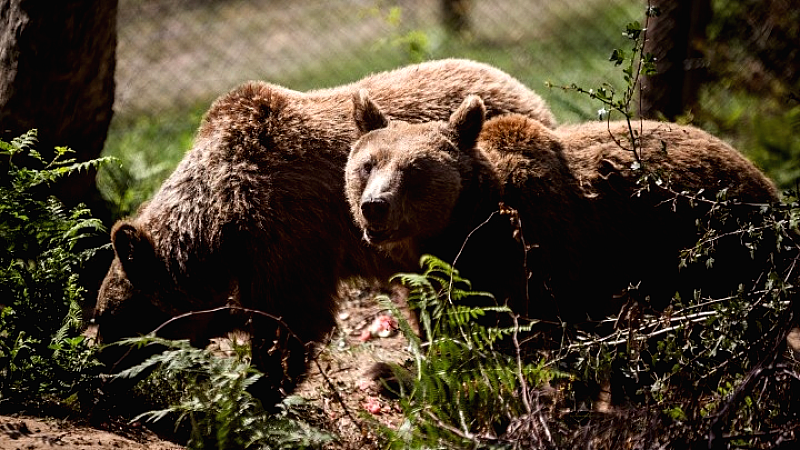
449;209;500;298
423;409;496;446
512;314;532;415
448;209;501;347
654;186;774;210
706;306;796;449
536;405;554;449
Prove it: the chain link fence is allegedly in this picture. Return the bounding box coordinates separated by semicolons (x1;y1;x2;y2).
114;0;638;116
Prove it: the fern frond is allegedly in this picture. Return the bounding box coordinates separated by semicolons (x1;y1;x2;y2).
31;155;116;186
132;407;177;424
65;156;116;173
61;216;105;249
380;252;566;447
10;129;38;153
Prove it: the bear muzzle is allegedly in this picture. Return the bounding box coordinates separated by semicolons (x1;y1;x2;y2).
361;197;391;225
359;196;404;245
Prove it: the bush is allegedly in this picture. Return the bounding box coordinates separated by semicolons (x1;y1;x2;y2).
0;130;107;411
373;255;560;449
115;335;335;450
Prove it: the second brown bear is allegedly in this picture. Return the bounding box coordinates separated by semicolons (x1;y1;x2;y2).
345;92;779;323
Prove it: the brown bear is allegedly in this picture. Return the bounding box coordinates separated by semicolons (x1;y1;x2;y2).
92;59;556;407
345;92;779;324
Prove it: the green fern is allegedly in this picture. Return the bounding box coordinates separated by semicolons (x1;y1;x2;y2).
115;337;335;449
5;129;38;152
0;130;105;411
380;255;558;448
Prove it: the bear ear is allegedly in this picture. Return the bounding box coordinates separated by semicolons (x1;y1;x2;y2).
353;89;389;136
448;95;486;151
111;221;156;283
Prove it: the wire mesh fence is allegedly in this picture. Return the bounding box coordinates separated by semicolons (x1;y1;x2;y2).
114;0;638;117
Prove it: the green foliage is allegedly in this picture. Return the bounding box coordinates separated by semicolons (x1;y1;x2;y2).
697;87;800;191
379;255;558;449
549;6;660;167
543;4;800;442
695;0;800;190
0;130;106;410
369;6;432;63
706;0;800;98
117;337;334;449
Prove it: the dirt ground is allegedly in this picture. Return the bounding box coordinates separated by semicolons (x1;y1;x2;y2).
0;415;183;450
0;284;412;450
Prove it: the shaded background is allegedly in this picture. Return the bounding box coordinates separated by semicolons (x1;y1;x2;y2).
100;0;799;217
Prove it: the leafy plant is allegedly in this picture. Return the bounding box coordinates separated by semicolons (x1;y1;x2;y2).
368;5;433;63
548;4;660;167
377;255;558;449
0;130;107;410
115;336;334;450
540;4;800;447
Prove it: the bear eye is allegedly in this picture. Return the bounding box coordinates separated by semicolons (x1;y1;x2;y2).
359;160;375;178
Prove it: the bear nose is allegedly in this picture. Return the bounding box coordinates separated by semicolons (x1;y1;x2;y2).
361;198;390;225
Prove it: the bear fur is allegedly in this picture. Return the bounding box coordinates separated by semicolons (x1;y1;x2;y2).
345;93;779;324
92;59;556;406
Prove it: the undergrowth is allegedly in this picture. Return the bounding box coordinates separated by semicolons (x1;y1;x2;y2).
112;336;334;449
0;130;107;412
375;255;558;449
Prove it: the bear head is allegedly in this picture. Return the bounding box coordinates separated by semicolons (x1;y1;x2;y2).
345;90;488;256
92;220;199;371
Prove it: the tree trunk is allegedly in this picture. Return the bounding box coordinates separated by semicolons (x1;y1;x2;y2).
0;0;117;220
639;0;711;121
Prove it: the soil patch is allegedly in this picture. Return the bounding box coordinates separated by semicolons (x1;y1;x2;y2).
0;415;182;450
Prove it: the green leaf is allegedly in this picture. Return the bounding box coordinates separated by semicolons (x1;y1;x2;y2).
624;21;642;40
609;48;626;65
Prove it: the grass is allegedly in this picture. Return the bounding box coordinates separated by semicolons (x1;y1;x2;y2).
696;86;800;191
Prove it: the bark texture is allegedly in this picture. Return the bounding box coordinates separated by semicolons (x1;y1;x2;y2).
0;0;117;215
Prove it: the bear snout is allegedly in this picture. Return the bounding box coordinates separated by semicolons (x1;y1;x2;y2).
359;196;400;244
361;197;391;226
